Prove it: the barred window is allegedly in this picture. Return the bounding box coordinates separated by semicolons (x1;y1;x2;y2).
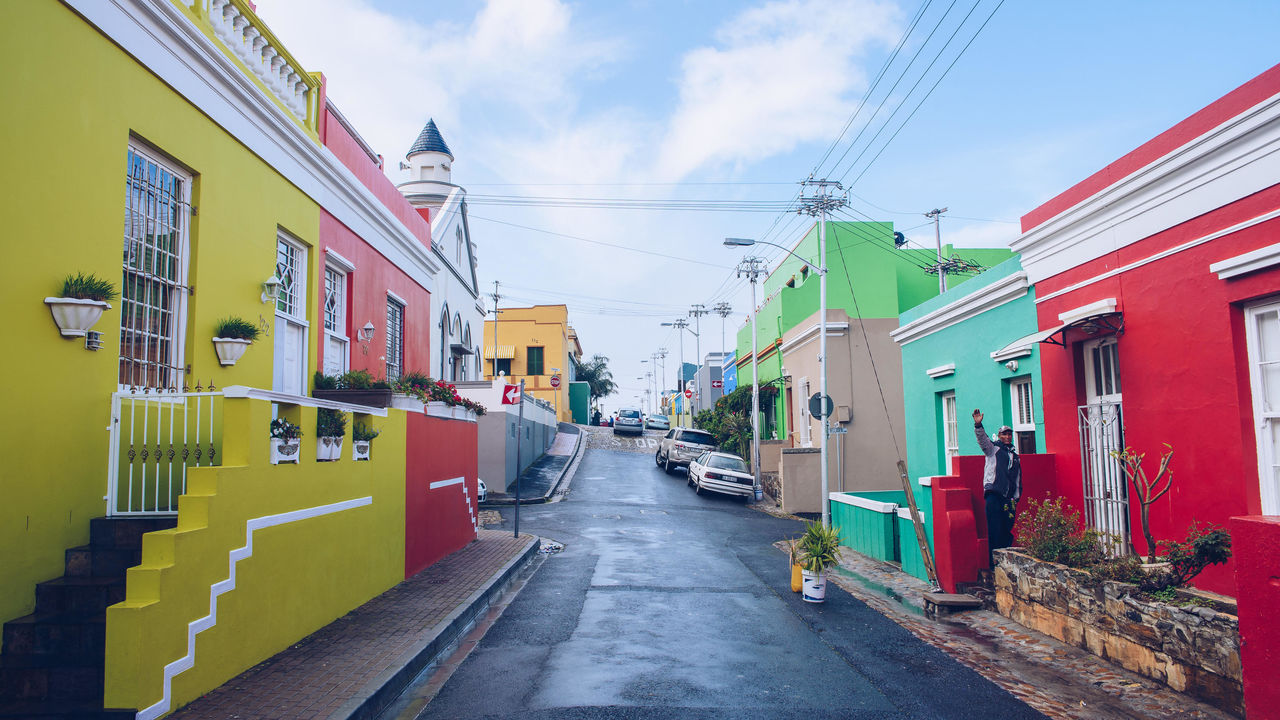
386;297;405;381
120;144;191;389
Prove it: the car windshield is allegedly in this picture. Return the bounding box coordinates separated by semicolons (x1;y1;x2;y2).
708;455;749;472
680;430;715;446
620;410;641;418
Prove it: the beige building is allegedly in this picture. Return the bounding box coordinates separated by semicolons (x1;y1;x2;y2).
484;304;582;422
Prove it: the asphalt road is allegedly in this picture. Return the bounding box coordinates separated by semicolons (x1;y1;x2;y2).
411;445;1045;720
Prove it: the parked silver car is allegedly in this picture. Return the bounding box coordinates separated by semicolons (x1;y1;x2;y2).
687;451;753;499
645;413;670;431
654;427;718;474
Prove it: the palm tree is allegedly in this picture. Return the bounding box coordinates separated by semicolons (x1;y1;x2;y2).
573;354;616;406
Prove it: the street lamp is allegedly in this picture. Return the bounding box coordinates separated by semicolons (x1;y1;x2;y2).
726;236;831;528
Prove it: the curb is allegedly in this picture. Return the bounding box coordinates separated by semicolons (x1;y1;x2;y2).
332;535;541;720
482;426;585;506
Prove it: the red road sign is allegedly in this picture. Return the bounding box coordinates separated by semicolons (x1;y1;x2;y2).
684;389;693;399
501;384;521;404
550;375;561;388
711;380;723;388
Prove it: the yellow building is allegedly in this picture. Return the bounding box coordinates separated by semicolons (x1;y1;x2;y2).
484;305;582;422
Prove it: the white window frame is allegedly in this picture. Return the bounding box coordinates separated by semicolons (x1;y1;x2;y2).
797;377;812;447
1011;378;1035;431
120;141;192;390
322;264;349;376
1245;300;1280;515
386;295;405;382
1083;336;1122;404
273;233;309;395
941;391;959;467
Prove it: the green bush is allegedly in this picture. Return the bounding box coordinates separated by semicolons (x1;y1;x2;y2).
352;421;379;442
313;372;339;390
316;408;347;437
61;272;117;302
1013;495;1103;568
1156;522;1232;589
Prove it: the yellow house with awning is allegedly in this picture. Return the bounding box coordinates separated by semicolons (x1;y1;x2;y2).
484;305;582;422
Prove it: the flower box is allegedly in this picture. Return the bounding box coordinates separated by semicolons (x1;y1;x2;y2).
270;437;300;464
426;401;452;419
993;549;1242;715
352;440;371;461
390;393;423;412
316;436;343;462
45;297;111;337
312;388;393;408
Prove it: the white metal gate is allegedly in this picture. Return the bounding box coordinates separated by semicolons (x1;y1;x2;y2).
1078;402;1129;551
107;388;223;516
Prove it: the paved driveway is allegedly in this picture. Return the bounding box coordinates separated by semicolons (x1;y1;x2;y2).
410;446;1044;719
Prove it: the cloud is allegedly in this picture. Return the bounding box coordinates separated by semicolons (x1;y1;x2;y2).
656;0;901;179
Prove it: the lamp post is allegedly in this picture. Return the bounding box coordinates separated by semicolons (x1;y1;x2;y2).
726;234;830;526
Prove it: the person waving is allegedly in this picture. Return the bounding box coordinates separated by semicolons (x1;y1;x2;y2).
973;408;1021;564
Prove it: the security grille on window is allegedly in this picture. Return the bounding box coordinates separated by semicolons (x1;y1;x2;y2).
120;144;191;390
386;298;405;382
1011;378;1036;454
941;392;959;468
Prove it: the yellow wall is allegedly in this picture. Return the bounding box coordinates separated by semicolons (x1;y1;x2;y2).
484;305;576;421
104;397;405;713
0;2;320;632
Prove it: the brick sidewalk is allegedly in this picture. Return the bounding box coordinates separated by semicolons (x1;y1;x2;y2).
169;530;538;720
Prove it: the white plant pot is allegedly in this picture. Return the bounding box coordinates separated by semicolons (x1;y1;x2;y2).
391;393;424;412
801;569;827;603
426;401;451;419
270;436;301;464
212;337;252;366
353;440;371;461
317;436;343;462
452;405;467;420
45;297;110;337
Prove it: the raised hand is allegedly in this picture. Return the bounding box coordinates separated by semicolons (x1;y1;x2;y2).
973;409;983;424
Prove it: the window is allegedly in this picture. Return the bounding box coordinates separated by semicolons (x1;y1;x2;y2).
527;346;545;376
386;297;405;382
941;392;959;469
323;265;348;376
1245;301;1280;514
456;226;464;265
272;234;308;395
1011;378;1036;454
494;358;511;376
120;143;191;389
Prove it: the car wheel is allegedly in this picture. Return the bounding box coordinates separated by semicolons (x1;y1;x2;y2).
694;477;704;495
655;449;663;467
686;471;694;487
663;455;674;475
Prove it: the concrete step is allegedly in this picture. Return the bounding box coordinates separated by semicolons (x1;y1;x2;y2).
1;613;105;661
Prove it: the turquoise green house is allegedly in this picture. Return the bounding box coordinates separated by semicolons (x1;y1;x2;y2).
886;256;1045;579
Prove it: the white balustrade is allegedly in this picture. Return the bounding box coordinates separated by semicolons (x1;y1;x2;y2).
203;0;312;123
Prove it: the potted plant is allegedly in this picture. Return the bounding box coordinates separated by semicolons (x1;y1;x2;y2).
316;408;347;461
212;316;260;366
785;537;803;593
797;521;842;603
269;417;303;464
45;272;117;337
352;421;379;461
312;369;394;407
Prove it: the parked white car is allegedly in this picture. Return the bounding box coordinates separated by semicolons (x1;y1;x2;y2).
687;451;754;499
476;478;487;504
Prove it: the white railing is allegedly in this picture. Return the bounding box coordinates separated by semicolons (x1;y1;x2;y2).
108;388;224;517
202;0;316;124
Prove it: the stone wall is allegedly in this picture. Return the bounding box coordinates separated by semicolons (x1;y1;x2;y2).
993;549;1242;716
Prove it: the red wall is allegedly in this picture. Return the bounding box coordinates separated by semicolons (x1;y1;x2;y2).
1231;515;1280;719
404;414;479;577
318;210;432;378
1032;186;1280;596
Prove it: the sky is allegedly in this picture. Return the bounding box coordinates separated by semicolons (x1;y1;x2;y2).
254;0;1280;414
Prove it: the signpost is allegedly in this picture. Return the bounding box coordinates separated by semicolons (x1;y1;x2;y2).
711;379;723;389
550;375;561;388
808;392;833;420
508;380;526;538
684;389;693;398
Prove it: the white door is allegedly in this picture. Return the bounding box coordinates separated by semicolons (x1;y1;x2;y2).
273;236;308;396
797;377;812;447
1080;336;1128;548
1245;301;1280;515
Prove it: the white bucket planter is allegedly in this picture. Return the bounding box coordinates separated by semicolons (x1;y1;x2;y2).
317;436;343;462
352;440;371;461
452;405;467;420
391;393;424;412
801;569;827;603
212;337;252;366
270;437;301;464
426;401;451;419
45;297;111;337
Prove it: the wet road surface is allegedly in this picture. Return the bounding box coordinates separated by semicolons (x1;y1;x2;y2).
402;445;1044;719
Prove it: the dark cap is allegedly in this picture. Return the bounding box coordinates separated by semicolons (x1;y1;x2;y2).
998;425;1013;435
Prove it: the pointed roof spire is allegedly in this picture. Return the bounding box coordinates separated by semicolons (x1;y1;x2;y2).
407;119;453;160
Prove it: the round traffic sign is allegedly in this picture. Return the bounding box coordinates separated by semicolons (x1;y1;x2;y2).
550;375;561;388
684;389;693;399
808;392;833;419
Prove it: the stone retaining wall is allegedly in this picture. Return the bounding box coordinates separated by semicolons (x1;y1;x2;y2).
993;549;1242;716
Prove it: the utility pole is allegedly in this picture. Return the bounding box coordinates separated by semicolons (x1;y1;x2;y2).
654;349;667;414
713;302;732;358
489;280;502;378
689;304;709;416
736;257;767;502
661;319;690;426
799;177;848;530
925;208;949;293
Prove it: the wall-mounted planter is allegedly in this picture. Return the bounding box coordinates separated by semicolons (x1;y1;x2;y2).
313;388;393;408
317;436;343;462
353;440;371;461
212;337;253;366
45;297;111;337
426;401;452;419
390;393;423;412
270;437;300;464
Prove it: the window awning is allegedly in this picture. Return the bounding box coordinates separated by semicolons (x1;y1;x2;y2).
995;311;1124;354
483;345;515;359
450;343;474;356
991;327;1063;360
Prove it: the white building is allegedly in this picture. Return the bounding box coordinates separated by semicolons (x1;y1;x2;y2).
398;119;485;381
